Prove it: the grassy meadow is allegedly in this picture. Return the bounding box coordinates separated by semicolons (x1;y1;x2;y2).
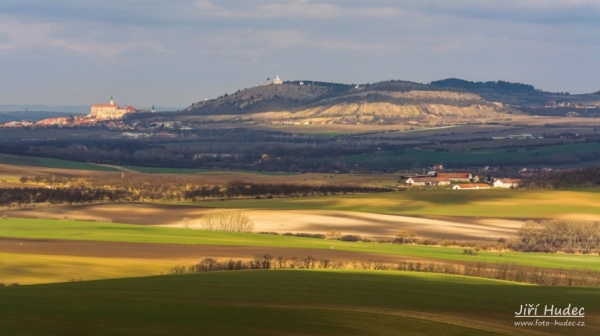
1;270;598;335
1;160;599;334
0;252;173;285
1;219;599;270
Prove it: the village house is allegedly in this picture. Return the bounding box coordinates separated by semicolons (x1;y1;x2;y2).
405;177;451;186
453;184;491;190
193;153;242;160
431;172;473;182
493;178;522;188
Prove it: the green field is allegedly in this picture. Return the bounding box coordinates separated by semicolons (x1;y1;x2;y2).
2;219;599;269
182;188;600;218
0;154;118;172
0;252;173;285
0;270;597;335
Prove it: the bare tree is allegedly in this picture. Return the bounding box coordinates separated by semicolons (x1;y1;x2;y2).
198;210;254;232
181;217;194;229
325;230;341;240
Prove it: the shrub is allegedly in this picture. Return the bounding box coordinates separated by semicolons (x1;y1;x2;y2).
294;233;325;239
340;235;362;242
281;232;324;239
463;249;479;256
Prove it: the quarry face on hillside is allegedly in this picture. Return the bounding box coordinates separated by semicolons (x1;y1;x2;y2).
182;82;515;125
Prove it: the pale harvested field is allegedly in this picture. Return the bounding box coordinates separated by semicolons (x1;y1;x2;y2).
3;203;522;241
244;210;521;241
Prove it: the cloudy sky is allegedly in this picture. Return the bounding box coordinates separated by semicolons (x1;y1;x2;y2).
1;0;600;109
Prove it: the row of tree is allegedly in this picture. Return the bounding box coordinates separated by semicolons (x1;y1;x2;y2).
0;188;129;206
510;220;600;254
2;178;391;206
184;181;391;199
173;256;600;287
520;166;600;189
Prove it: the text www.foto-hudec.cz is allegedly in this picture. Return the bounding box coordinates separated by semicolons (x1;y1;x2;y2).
514;304;585;327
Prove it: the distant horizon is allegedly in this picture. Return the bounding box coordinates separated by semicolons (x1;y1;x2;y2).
2;76;599;110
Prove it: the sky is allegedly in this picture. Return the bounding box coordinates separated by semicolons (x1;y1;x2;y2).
1;0;600;109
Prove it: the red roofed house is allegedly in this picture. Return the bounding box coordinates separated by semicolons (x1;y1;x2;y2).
435;172;472;182
406;177;451;186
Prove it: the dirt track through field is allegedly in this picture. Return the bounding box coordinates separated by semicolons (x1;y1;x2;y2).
0;238;447;264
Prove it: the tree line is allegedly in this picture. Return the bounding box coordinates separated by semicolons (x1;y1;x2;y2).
520;166;600;189
2;179;391;206
510;220;600;254
0;188;128;207
171;255;600;287
0;134;418;173
184;181;391;200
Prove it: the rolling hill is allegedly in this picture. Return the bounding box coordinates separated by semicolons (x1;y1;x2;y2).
166;78;600;125
177;80;513;124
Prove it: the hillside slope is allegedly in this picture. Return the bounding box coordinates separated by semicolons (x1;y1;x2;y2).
179;80;513;124
173;78;600;125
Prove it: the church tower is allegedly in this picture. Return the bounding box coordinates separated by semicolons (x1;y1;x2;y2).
151;104;155;113
110;95;115;105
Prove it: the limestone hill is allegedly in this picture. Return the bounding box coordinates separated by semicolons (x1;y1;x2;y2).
171;79;600;125
178;80;513;124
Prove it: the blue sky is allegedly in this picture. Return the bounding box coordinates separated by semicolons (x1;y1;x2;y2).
1;0;599;108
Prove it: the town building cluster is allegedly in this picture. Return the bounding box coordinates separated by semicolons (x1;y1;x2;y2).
403;165;522;190
1;96;153;128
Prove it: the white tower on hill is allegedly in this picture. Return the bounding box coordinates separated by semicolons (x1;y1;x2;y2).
273;75;283;85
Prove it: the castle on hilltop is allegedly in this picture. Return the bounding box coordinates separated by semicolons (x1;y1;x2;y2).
90;96;138;120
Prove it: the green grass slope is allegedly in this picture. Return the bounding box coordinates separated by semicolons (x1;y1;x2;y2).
2;219;599;269
0;270;597;335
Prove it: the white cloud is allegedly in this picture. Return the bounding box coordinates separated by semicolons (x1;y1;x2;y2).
2;0;600;105
191;0;402;19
